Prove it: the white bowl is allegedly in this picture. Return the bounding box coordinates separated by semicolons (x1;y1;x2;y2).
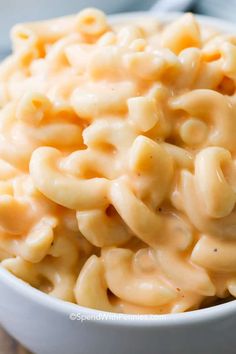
1;12;236;354
1;266;236;354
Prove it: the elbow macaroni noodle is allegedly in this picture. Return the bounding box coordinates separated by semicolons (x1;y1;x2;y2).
1;9;236;314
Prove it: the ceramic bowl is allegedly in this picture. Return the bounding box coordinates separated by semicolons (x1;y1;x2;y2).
0;12;236;354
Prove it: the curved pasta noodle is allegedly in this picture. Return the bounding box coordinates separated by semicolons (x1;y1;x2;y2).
109;179;162;247
83;118;137;153
0;217;58;263
128;96;159;132
157;250;215;296
161;13;201;54
2;227;80;302
16;92;51;124
176;48;201;88
160;142;194;170
74;255;114;311
129;136;174;207
22;122;83;148
77;209;132;247
0;195;34;234
76;8;108;37
103;248;177;306
71;81;137;119
194;147;236;218
191;235;236;272
180;170;236;238
30;147;109;210
170;90;236;150
61;149;121;180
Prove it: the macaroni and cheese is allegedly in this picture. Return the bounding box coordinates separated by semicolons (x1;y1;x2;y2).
1;9;236;314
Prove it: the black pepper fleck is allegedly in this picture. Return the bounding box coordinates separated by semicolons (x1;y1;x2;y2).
214;248;218;252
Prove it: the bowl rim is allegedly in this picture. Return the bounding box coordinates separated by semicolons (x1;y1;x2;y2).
1;10;236;327
110;10;236;32
1;265;236;327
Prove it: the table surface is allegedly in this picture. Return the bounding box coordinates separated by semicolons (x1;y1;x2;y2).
0;327;30;354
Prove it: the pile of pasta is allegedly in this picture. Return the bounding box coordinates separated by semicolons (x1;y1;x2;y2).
1;9;236;314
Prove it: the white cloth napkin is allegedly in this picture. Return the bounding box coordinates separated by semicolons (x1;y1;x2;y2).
195;0;236;22
151;0;236;22
151;0;195;12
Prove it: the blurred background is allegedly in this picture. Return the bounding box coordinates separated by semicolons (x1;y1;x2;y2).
0;0;235;58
